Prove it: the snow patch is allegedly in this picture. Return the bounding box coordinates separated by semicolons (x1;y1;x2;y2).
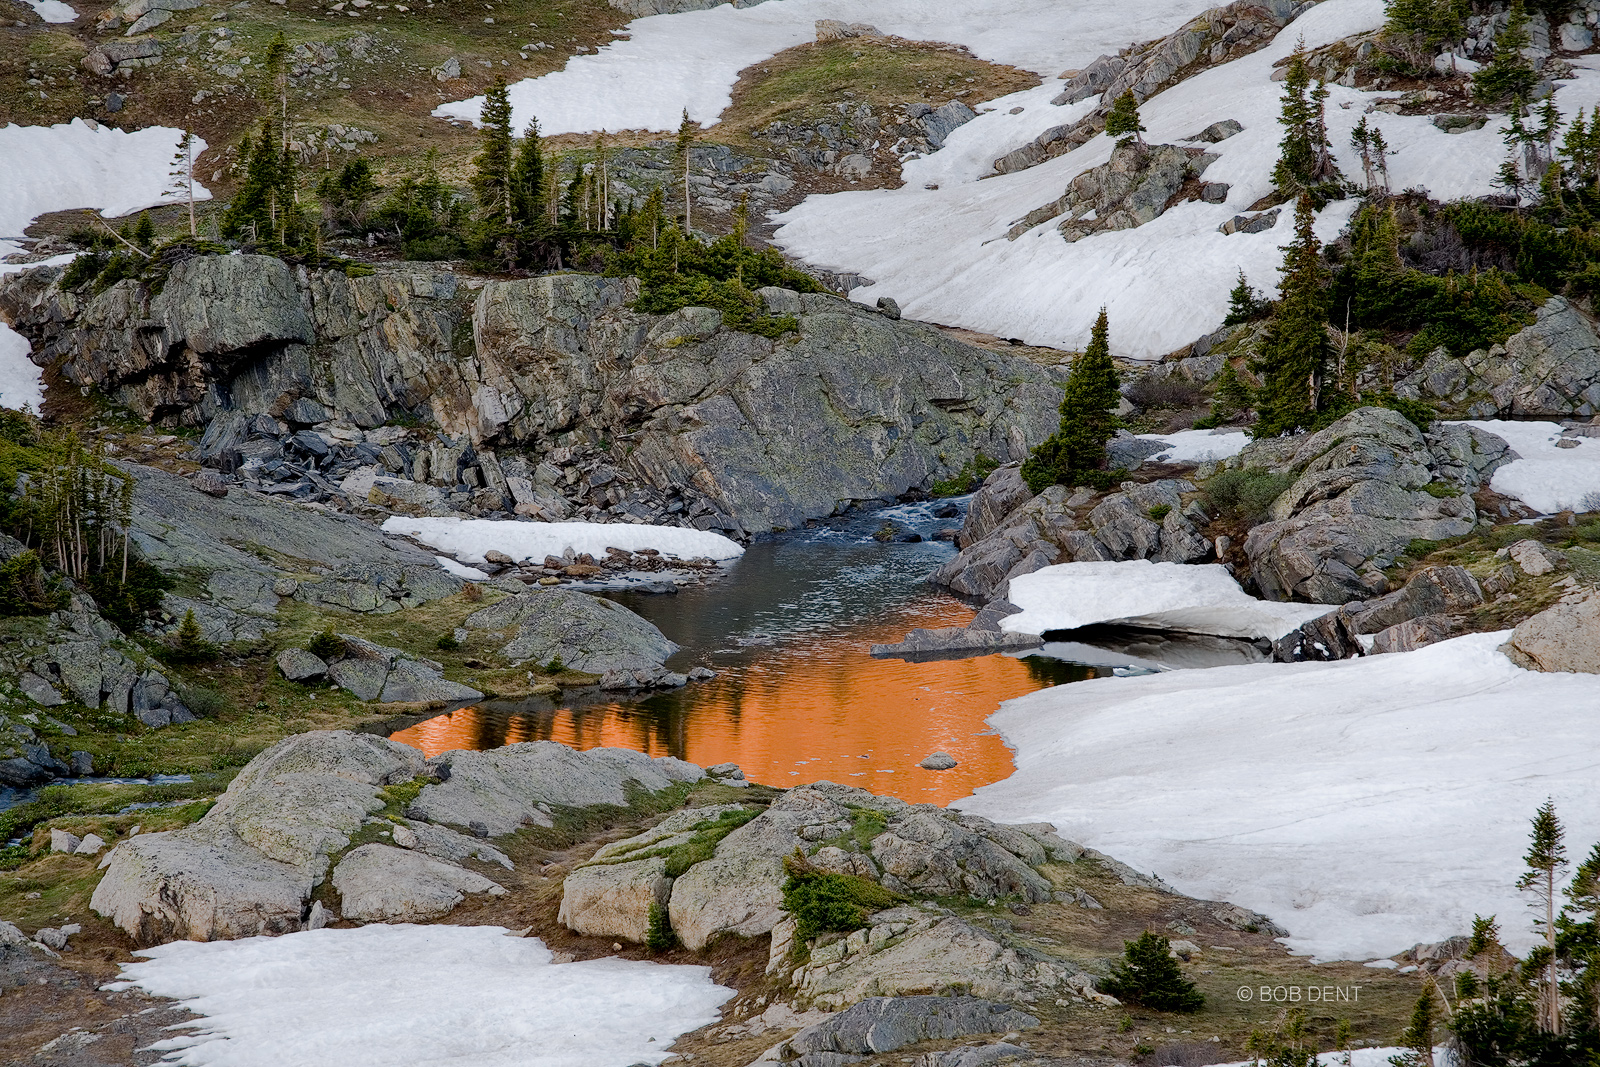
434;554;491;580
958;632;1600;960
434;0;1221;134
18;0;77;21
1136;429;1251;465
1001;560;1332;641
1458;419;1600;515
109;924;734;1067
382;516;745;564
0;120;211;239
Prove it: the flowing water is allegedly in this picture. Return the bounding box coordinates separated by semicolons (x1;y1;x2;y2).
388;500;1225;805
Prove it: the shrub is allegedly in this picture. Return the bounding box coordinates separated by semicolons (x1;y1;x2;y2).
84;558;172;634
1202;467;1295;524
545;655;565;673
1148;504;1172;522
0;550;67;616
1422;481;1461;498
931;453;999;498
1125;376;1205;411
461;581;483;603
307;626;346;661
1100;931;1205;1013
178;685;230;719
781;851;902;942
436;635;461;651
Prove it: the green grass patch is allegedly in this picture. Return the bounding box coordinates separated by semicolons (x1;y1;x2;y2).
1421;481;1461;498
1201;467;1295;524
813;807;888;855
0;774;231;851
931;453;1000;498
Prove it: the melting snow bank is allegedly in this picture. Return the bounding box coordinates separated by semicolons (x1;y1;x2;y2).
1457;419;1600;514
957;632;1600;961
433;0;1218;133
1201;1052;1450;1067
109;924;734;1067
1000;561;1332;642
0;321;43;413
382;516;745;564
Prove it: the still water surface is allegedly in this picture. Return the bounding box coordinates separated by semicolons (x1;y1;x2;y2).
390;502;1096;804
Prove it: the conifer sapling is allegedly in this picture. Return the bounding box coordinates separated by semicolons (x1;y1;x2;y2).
1104;90;1146;147
1519;800;1566;1033
1100;931;1205;1012
1020;307;1122;492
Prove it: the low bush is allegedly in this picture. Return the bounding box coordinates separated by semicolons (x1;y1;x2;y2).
307;626;346;661
1201;467;1295;524
781;851;902;941
1125;376;1205;411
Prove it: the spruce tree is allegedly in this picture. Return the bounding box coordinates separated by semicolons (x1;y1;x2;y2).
1273;43;1317;198
473;78;516;232
1207;360;1253;423
510;118;548;242
1394;986;1439;1067
169;129;197;238
1104;90;1146;147
1252;193;1328;437
1474;2;1538;103
1225;270;1265;325
1100;931;1205;1012
1020;308;1121;492
132;211;155;251
1519;800;1567;1033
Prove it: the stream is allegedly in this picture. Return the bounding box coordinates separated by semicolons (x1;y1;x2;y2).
388;499;1261;805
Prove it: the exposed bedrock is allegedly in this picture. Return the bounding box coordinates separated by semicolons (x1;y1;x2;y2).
1;259;1063;536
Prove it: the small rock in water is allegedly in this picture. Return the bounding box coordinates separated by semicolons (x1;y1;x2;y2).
687;666;717;681
918;751;958;771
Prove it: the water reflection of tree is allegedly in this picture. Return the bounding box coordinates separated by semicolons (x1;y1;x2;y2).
1017;656;1097;687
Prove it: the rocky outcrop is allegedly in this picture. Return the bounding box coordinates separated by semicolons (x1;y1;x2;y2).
1393;298;1600;418
994;0;1312;175
755;98;978;173
929;467;1211;601
1241;409;1512;603
2;261;1060;537
869;627;1043;660
762;996;1039;1065
1006;142;1218;241
91;732;427;943
462;589;681;687
407;742;705;836
1503;593;1600;673
308;635;481;704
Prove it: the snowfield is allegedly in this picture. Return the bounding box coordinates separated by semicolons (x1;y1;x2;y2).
1001;560;1333;641
434;0;1221;134
774;0;1600;354
1459;419;1600;514
109;924;734;1067
959;632;1600;961
0;119;211;411
382;516;745;563
17;0;76;21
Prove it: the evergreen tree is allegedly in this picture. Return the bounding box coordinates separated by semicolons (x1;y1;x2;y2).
316;156;379;234
1520;800;1567;1033
1252;193;1329;437
1352;116;1377;191
1225;270;1266;325
1104;90;1146;147
1393;986;1439;1067
261;31;290;154
1272;43;1338;199
131;211;155;251
1206;360;1253;423
1474;2;1538;103
1384;0;1468;64
168;129;197;238
510;118;548;243
473;78;516;235
1020;308;1122;492
675;108;696;233
1099;931;1205;1012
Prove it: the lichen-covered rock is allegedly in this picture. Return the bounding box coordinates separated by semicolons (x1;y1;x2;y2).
1394;298;1600;417
90;731;426;943
331;843;505;921
276;648;328;682
1007;142;1218;242
558;857;672;942
770;995;1040;1061
1242;409;1511;603
408;742;704;836
1503;594;1600;673
463;589;678;675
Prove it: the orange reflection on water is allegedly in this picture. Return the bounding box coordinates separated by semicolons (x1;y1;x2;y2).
391;601;1091;805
